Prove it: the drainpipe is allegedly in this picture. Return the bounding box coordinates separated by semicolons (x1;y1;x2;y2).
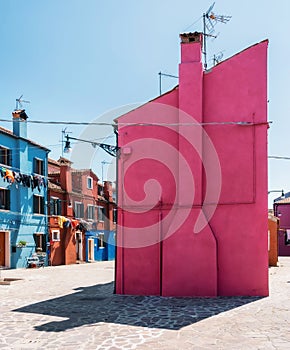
113;125;119;294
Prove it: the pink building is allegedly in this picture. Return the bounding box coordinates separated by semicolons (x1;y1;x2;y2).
115;32;269;297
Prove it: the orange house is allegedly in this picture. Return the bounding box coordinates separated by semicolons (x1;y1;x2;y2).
48;157;116;266
268;213;279;267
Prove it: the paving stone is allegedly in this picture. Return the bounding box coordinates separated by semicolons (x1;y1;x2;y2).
0;259;290;349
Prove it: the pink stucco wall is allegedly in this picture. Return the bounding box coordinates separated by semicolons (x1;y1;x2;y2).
115;33;269;296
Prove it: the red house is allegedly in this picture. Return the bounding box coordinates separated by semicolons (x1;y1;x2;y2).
48;157;115;265
115;32;269;297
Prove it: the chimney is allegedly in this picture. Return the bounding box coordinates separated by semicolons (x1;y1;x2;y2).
179;32;203;63
178;32;203;120
59;157;73;194
12;109;28;138
178;32;203;205
103;181;113;202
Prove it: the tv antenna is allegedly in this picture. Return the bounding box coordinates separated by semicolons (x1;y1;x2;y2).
158;71;178;95
15;95;30;110
212;50;225;65
203;2;231;69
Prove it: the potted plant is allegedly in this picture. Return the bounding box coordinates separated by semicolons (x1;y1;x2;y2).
17;240;27;248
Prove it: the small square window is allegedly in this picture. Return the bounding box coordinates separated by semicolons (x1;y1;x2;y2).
51;230;60;242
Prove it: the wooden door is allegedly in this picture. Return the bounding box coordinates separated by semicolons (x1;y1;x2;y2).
0;232;5;266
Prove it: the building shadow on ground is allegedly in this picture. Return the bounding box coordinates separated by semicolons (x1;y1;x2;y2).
14;282;264;332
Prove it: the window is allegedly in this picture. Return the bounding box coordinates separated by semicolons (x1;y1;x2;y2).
33;233;46;252
98;232;106;248
51;230;60;242
50;197;62;215
74;201;84;218
87;176;93;189
0;188;10;210
87;204;95;220
34;158;44;175
0;146;11;166
97;206;106;222
113;208;117;223
33;195;44;214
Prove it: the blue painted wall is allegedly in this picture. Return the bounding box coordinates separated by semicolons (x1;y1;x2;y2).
0;121;49;268
85;230;115;262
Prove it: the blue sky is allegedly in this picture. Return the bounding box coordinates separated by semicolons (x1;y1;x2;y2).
0;0;289;207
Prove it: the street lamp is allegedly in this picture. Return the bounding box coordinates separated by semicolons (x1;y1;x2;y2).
268;189;285;197
63;134;119;157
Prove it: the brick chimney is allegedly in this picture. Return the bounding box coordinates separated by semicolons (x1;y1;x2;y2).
103;181;113;202
179;32;203;63
12;109;28;138
59;157;73;194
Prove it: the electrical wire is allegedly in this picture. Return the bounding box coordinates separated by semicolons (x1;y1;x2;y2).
268;156;290;160
0;118;272;127
183;15;203;32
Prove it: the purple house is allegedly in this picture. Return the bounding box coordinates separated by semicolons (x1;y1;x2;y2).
273;193;290;256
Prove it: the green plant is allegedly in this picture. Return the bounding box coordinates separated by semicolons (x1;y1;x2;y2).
17;240;27;247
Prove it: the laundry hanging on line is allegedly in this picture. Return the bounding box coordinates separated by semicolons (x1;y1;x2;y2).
0;166;47;191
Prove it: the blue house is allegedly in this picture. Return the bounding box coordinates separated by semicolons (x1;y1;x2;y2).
0;110;50;269
85;230;115;262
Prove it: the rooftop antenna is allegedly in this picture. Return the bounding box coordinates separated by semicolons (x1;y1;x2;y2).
203;2;231;69
212;50;225;65
158;71;178;95
15;95;30;110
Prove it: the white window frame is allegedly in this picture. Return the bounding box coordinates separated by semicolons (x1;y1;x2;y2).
50;196;61;216
51;230;60;242
97;206;106;222
87;204;95;221
75;201;84;219
34;157;44;175
87;176;93;189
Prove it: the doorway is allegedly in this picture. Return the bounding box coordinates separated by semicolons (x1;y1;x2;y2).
76;231;83;261
0;231;9;268
88;238;94;262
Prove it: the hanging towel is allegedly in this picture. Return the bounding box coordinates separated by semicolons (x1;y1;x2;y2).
4;169;14;183
71;219;79;229
57;216;67;228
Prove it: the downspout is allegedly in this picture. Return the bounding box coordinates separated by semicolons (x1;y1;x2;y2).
113;125;119;294
45;150;50;266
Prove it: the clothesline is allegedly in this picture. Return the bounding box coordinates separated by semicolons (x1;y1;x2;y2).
0;213;91;231
0;166;47;192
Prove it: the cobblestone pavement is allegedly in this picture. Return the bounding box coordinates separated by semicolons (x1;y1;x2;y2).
0;258;290;349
